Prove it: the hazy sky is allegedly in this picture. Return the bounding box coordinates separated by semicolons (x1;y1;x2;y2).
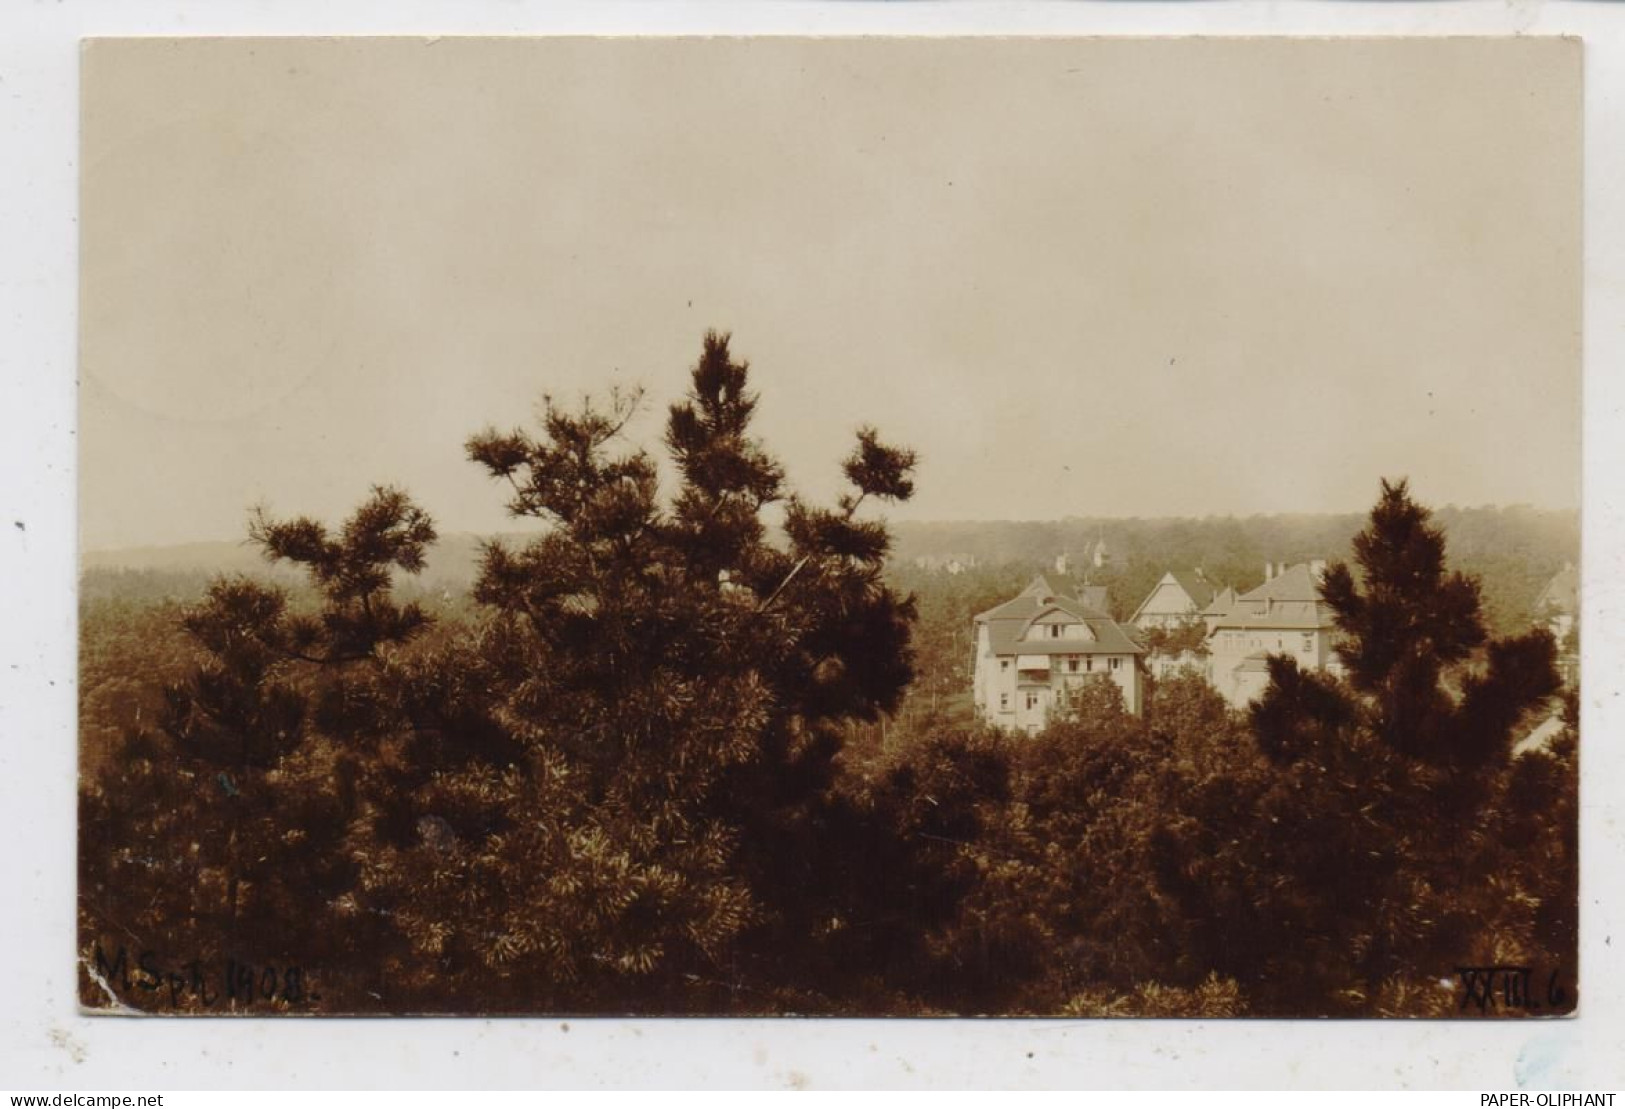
80;37;1581;551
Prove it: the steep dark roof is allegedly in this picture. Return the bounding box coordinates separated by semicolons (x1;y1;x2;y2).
1131;569;1218;623
1076;585;1110;614
1167;569;1218;610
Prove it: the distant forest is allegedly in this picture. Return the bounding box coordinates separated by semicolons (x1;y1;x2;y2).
83;502;1576;635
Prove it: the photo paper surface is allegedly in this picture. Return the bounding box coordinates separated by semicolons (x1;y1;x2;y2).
78;36;1582;1017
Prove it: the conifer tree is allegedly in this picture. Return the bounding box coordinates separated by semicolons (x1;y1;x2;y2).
79;487;441;1005
83;332;923;1013
1311;478;1560;768
452;330;921;1008
1155;479;1571;1013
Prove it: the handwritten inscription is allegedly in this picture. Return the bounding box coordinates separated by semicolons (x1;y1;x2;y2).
1456;964;1566;1013
92;943;318;1010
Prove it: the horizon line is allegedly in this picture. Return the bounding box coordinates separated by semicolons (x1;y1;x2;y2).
79;501;1581;559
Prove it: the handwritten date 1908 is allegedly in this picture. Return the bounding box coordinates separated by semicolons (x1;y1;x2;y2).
91;944;318;1010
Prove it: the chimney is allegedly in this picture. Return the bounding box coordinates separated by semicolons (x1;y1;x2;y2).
1263;561;1275;582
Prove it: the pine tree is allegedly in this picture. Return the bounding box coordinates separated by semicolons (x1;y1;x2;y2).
79;487;441;1007
451;329;921;1009
1312;478;1559;768
1154;479;1571;1014
82;334;925;1013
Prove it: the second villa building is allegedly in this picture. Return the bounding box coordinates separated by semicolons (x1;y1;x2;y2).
1204;561;1342;707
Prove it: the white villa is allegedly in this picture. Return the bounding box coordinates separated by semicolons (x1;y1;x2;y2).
972;575;1145;734
1205;561;1342;707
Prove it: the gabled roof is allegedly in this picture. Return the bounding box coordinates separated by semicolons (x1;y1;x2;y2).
1210;606;1334;631
975;579;1143;656
1245;562;1322;603
1206;563;1336;632
1020;573;1067;598
1026;601;1086;625
1167;569;1218;610
976;574;1100;621
1130;569;1217;623
1202;586;1238;616
986;616;1144;657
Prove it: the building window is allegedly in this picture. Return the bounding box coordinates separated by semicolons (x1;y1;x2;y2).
1302;634;1314;654
1000;660;1010;672
1086;656;1094;672
1025;692;1039;710
1000;693;1010;711
1109;657;1121;671
1067;658;1080;673
1047;624;1062;639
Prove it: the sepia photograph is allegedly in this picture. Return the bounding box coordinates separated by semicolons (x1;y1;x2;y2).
76;35;1582;1019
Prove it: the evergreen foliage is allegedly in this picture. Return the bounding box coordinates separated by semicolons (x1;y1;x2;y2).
1163;480;1573;1013
82;332;929;1012
78;344;1576;1018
